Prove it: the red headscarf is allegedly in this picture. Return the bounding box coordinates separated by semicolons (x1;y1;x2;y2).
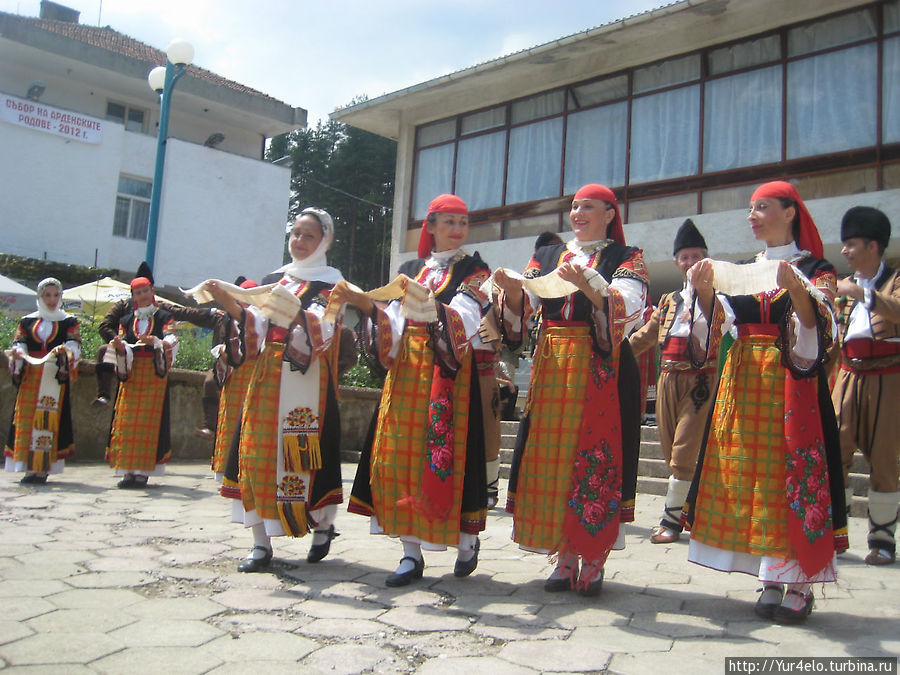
750;181;823;259
573;184;625;245
417;194;469;259
130;276;152;291
239;279;259;289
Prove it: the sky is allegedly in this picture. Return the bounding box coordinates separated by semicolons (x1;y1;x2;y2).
1;0;666;125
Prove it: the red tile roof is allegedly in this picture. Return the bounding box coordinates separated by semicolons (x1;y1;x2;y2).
3;12;286;104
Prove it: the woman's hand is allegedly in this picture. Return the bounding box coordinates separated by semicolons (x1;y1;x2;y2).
205;280;243;321
111;335;126;355
330;281;375;315
557;262;589;294
492;268;524;315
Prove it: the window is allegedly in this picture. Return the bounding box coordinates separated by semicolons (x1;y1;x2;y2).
407;1;898;244
106;102;147;133
113;176;152;240
564;102;627;192
630;84;700;183
786;44;877;158
704;66;782;172
456;131;505;211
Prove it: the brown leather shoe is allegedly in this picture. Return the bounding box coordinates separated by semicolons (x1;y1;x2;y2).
649;526;680;544
864;547;896;565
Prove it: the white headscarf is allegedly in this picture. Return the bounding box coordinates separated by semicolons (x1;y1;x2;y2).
26;277;69;321
275;207;344;284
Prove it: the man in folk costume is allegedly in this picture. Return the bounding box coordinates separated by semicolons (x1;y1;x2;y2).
93;261;221;407
105;275;179;488
630;219;727;544
832;206;900;565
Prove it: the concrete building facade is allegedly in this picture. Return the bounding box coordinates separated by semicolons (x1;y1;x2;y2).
0;2;306;287
334;0;900;294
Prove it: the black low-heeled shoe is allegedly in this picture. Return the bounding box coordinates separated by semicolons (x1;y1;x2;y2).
576;567;604;597
754;584;784;620
19;474;37;484
117;475;136;489
307;525;339;563
237;545;273;573
453;538;480;578
385;556;424;587
773;589;814;624
544;565;577;593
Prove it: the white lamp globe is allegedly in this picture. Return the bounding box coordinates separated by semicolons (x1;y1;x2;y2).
166;39;194;66
147;66;167;92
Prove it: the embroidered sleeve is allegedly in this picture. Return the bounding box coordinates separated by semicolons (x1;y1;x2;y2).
362;302;400;371
607;276;648;343
64;319;82;366
781;279;835;378
427;303;469;378
612;249;650;286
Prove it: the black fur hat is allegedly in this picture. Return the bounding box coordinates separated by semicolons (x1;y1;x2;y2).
840;206;891;251
673;219;707;256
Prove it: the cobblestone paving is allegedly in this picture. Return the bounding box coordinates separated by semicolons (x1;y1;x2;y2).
0;463;896;673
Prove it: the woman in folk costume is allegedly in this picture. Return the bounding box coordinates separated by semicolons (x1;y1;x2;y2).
683;180;848;624
5;278;81;484
105;275;179;488
201;208;345;572
209;278;259;478
493;184;649;596
337;194;492;587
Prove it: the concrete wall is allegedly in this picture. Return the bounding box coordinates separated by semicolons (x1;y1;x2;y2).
0;360;380;464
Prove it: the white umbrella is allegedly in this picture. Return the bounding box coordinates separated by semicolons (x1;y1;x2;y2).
62;277;176;319
0;273;37;315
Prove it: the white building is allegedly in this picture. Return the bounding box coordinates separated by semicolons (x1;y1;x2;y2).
0;1;306;288
334;0;900;294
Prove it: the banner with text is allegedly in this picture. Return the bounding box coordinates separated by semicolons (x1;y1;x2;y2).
1;94;103;144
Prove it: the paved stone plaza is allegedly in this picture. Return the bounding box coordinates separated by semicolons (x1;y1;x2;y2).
0;462;897;673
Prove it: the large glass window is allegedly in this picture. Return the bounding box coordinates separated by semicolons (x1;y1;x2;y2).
456;131;505;211
412;144;454;219
564;102;627;192
630;85;700;183
704;66;782;172
787;8;876;56
633;54;700;93
113;176;151;240
507;119;563;204
787;44;877;158
708;34;780;75
885;37;900;143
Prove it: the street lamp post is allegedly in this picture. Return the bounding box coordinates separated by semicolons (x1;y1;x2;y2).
145;38;194;271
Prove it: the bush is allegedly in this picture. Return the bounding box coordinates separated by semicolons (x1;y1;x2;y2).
339;360;385;389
